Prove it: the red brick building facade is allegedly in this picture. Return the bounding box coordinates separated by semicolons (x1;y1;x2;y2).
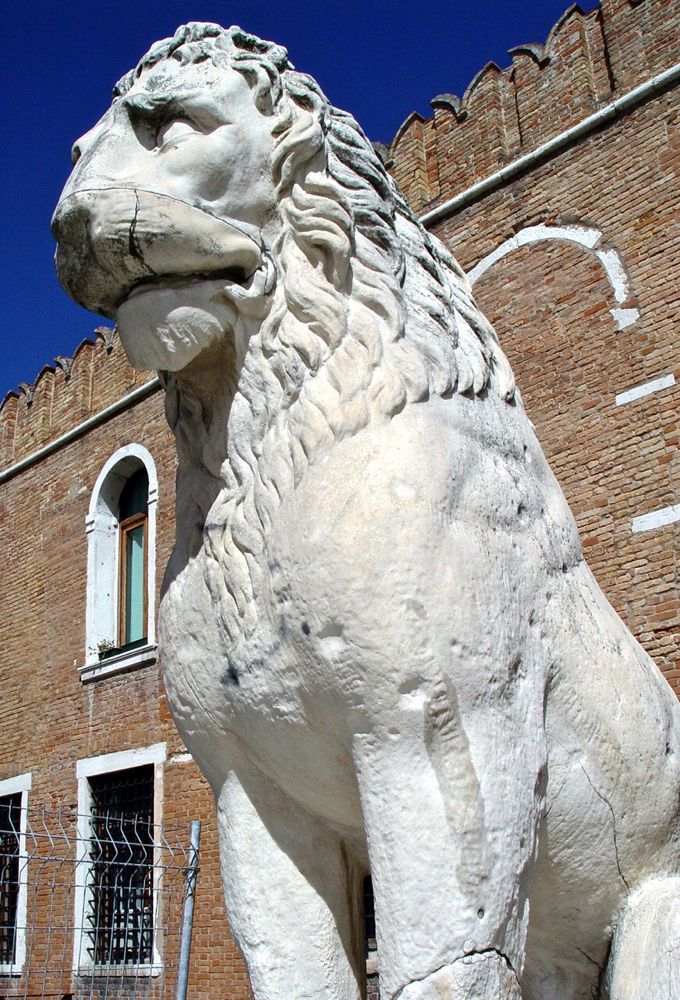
0;0;677;996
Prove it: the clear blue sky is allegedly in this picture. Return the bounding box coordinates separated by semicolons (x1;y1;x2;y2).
0;0;597;397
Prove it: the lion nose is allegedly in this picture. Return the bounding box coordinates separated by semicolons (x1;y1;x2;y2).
70;121;101;167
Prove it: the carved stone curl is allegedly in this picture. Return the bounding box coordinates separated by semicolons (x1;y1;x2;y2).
53;23;680;1000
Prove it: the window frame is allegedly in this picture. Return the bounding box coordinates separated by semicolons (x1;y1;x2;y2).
73;745;166;976
84;445;158;682
0;772;31;976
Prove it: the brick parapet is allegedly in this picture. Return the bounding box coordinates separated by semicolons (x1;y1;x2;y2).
0;327;155;471
389;0;680;214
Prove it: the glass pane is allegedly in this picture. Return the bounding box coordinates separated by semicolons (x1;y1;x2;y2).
124;524;145;645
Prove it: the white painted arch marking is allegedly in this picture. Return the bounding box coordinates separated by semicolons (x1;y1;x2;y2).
615;374;676;407
632;503;680;534
468;224;639;331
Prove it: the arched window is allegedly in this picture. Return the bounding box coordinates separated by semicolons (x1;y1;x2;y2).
84;445;158;681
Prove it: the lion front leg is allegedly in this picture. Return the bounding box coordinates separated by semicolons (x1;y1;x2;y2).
216;763;363;1000
603;876;680;999
353;669;547;1000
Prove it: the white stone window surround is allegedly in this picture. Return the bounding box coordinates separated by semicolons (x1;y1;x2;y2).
73;744;166;975
83;444;158;682
0;771;32;976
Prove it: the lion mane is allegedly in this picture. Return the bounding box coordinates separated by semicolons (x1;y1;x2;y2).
117;23;517;644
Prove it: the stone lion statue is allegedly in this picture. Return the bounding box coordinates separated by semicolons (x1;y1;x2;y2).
53;23;679;1000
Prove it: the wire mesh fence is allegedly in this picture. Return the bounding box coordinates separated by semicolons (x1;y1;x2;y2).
0;807;200;1000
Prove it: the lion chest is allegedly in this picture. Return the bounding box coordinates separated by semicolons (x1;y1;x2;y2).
165;395;576;734
254;399;560;691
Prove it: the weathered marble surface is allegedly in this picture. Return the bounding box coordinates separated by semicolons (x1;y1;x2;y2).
53;23;680;1000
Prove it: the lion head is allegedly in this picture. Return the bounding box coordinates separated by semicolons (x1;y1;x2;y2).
53;22;517;641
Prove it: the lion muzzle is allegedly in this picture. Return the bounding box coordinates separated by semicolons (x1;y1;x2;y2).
52;187;263;318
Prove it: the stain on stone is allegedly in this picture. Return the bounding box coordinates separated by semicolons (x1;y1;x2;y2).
221;658;240;686
301;621;311;636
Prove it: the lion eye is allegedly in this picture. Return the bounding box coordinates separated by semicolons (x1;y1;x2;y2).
156;119;198;148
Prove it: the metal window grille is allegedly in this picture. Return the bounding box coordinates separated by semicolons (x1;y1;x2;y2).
0;805;200;1000
86;767;154;967
0;793;21;965
363;875;381;999
362;875;376;957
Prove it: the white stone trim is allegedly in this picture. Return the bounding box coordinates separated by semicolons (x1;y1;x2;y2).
595;247;629;303
610;308;640;331
632;504;680;534
0;772;32;797
169;753;193;765
467;224;639;331
73;745;166;973
84;444;158;675
76;744;167;779
0;772;31;974
615;374;676;407
468;224;604;283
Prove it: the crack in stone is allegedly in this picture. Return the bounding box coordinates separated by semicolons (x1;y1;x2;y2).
391;961;451;1000
578;761;630;892
576;946;601;969
390;948;516;1000
128;190;155;273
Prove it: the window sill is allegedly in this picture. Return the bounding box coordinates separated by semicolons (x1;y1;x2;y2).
75;963;162;978
80;642;157;683
0;964;24;977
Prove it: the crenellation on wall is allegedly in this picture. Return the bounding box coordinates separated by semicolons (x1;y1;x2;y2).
584;8;617;99
389;0;678;212
391;113;430;211
510;6;603;140
0;327;154;471
425;64;520;214
599;0;679;92
422;106;441;204
457;62;510;178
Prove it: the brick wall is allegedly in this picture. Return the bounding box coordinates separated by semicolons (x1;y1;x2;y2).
0;331;252;999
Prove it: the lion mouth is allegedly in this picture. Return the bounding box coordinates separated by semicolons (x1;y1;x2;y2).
124;266;251;304
52;187;263;318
